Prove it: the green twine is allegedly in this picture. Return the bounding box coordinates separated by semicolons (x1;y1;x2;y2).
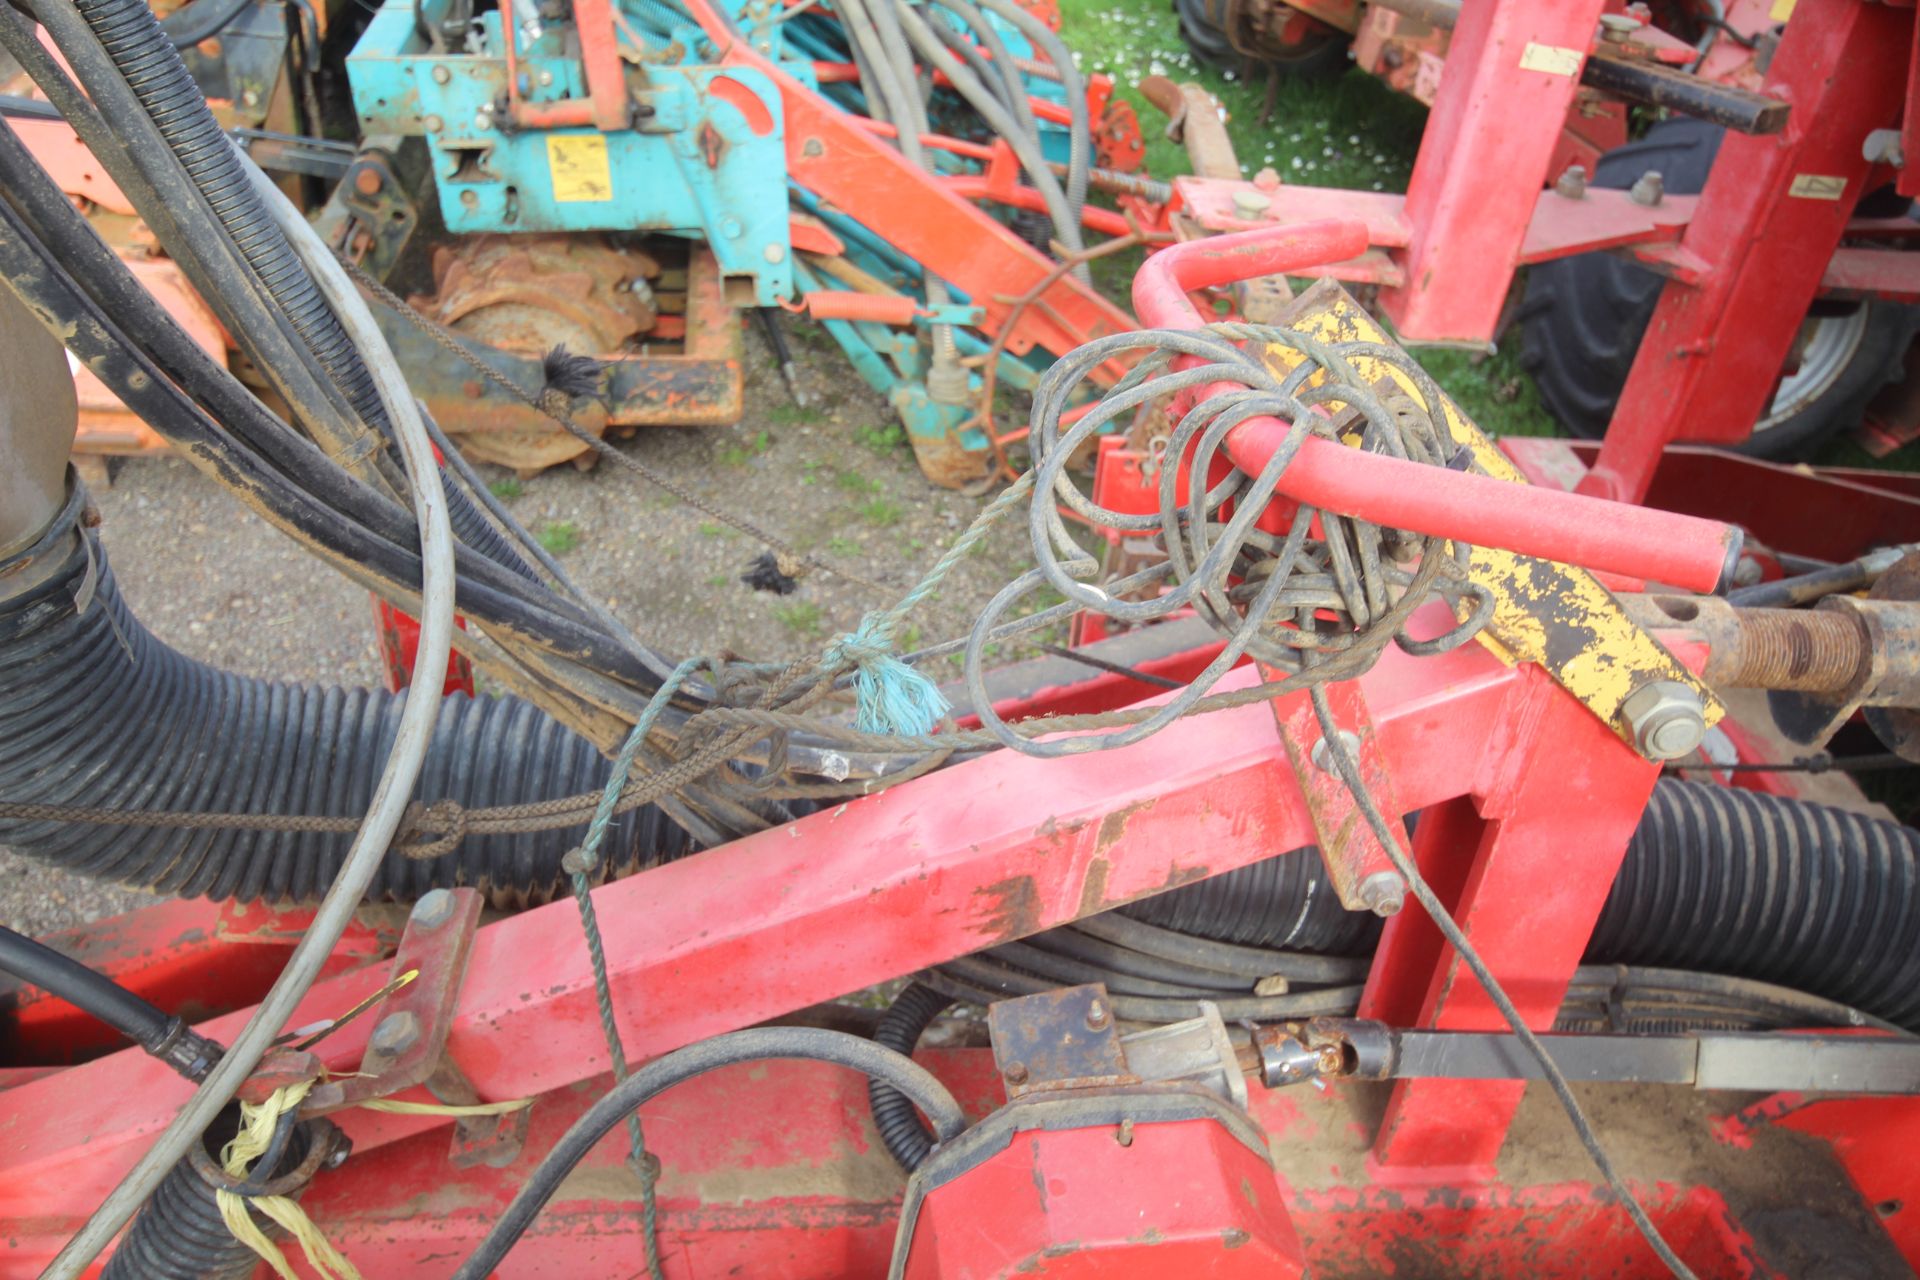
565;655;704;1280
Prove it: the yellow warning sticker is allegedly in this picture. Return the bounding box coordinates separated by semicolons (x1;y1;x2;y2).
1518;42;1583;76
546;134;612;203
1788;173;1847;201
1769;0;1796;22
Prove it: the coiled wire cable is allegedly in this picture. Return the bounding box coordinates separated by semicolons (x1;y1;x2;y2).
965;322;1493;757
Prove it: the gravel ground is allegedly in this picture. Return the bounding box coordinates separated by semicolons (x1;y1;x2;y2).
0;330;1041;937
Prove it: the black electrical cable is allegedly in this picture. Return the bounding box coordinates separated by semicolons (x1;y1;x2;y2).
0;925;223;1079
447;1028;968;1280
0;189;665;693
0;925;170;1049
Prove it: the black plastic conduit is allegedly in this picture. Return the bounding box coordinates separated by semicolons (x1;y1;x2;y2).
0;517;694;904
1127;777;1920;1030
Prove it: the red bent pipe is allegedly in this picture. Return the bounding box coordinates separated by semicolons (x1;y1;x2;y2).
1131;221;1741;594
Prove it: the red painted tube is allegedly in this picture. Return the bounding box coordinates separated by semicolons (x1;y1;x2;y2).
804;291;919;325
1131;223;1741;592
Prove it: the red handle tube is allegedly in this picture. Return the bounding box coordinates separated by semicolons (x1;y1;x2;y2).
1130;223;1741;593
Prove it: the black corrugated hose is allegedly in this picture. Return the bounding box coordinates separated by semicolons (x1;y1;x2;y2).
101;1109;342;1280
0;503;694;904
868;982;954;1171
1123;777;1920;1029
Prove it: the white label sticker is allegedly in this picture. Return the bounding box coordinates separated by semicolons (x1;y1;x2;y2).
1519;42;1583;76
1788;174;1847;200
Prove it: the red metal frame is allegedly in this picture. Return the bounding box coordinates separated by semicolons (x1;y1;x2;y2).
7;613;1915;1273
1580;0;1914;503
1159;0;1917;501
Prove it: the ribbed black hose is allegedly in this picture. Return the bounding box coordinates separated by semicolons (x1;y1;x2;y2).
0;532;693;904
1120;837;1381;955
101;1116;325;1280
1124;778;1920;1030
867;982;953;1172
42;0;535;580
64;0;382;439
1591;780;1920;1027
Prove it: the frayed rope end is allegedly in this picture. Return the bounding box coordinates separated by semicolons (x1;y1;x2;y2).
825;614;948;737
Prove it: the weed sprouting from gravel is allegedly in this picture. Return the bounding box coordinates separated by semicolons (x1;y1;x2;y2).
536;521;582;554
775;600;825;636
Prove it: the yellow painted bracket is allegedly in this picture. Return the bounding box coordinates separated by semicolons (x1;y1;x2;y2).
1259;280;1722;746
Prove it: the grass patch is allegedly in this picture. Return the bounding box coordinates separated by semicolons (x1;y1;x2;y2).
1054;0;1554;436
718;429;772;466
769;403;827;426
535;521;582;555
775;600;824;636
698;521;729;537
856;422;908;455
827;535;860;555
487;476;523;501
856;497;904;527
835;469;882;495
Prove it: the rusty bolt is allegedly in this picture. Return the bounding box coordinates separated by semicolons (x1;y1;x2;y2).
354;167;383;196
538;70;556;87
1629;171;1664;207
1231;188;1271;218
1554;165;1588;200
431;64;451;84
241;88;260;108
1115;1118;1135;1148
1003;1061;1029;1084
425;115;445;133
1621;680;1707;761
369;1011;421;1058
1085;1000;1111;1031
1309;729;1361;775
1358;870;1406;917
411;888;455;929
460;190;480;208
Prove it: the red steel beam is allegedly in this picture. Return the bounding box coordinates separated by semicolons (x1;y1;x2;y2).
0;631;1533;1213
1579;0;1914;504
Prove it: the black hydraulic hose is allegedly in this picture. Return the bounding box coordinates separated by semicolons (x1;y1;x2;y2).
0;528;695;904
867;982;953;1172
0;926;168;1047
0;191;655;691
449;1028;967;1280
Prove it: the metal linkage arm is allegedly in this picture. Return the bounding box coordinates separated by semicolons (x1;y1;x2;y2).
1256;1020;1920;1096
